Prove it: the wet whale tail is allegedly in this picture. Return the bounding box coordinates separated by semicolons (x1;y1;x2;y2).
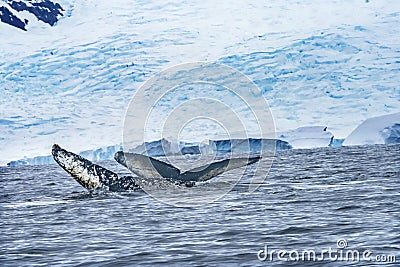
114;151;261;183
52;144;261;192
52;144;139;192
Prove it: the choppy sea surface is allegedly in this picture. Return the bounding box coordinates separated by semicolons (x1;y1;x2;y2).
1;144;399;266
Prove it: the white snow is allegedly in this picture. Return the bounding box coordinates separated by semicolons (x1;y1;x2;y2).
343;112;400;146
277;126;333;149
1;0;400;165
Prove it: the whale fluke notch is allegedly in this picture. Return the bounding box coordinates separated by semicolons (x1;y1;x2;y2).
114;151;261;183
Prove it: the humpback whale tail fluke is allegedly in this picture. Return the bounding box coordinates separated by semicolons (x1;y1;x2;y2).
52;144;261;192
114;151;181;180
114;151;261;183
52;144;139;192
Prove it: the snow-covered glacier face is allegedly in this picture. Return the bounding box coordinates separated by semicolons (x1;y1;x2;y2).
344;112;400;146
1;0;400;165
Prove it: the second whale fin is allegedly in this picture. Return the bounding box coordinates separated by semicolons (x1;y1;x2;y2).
115;151;261;183
114;151;180;179
179;156;261;182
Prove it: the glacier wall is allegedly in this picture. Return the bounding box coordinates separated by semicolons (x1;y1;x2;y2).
276;126;333;149
129;138;292;157
344;112;400;146
6;144;123;166
382;124;400;144
7;138;291;166
1;0;400;165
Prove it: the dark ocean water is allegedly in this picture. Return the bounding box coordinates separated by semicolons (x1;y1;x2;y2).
1;144;399;266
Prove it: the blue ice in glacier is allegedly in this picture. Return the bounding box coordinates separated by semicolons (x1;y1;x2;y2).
129;138;292;157
1;0;400;165
7;138;291;166
344;112;400;146
276;126;334;149
6;144;123;166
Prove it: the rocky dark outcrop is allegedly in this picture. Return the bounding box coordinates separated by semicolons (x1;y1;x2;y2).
0;0;64;30
0;5;27;30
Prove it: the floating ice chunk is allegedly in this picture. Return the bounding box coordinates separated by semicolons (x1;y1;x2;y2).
277;126;334;149
344;112;400;146
7;144;122;166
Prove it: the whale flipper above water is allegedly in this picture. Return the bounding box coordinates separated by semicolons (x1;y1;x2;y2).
114;151;261;183
52;144;140;192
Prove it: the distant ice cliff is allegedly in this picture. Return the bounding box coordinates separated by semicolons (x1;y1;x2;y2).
7;138;291;166
8;116;400;166
276;126;334;149
344;112;400;146
129;138;292;157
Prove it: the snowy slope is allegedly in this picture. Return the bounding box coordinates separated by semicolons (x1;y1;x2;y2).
277;126;333;149
343;112;400;146
1;0;400;165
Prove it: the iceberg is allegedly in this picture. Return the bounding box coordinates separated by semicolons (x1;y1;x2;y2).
7;144;123;167
6;155;55;166
10;115;400;166
129;139;182;157
381;124;400;144
210;139;292;154
343;112;400;146
7;138;291;166
329;138;345;148
129;138;292;157
277;126;334;149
